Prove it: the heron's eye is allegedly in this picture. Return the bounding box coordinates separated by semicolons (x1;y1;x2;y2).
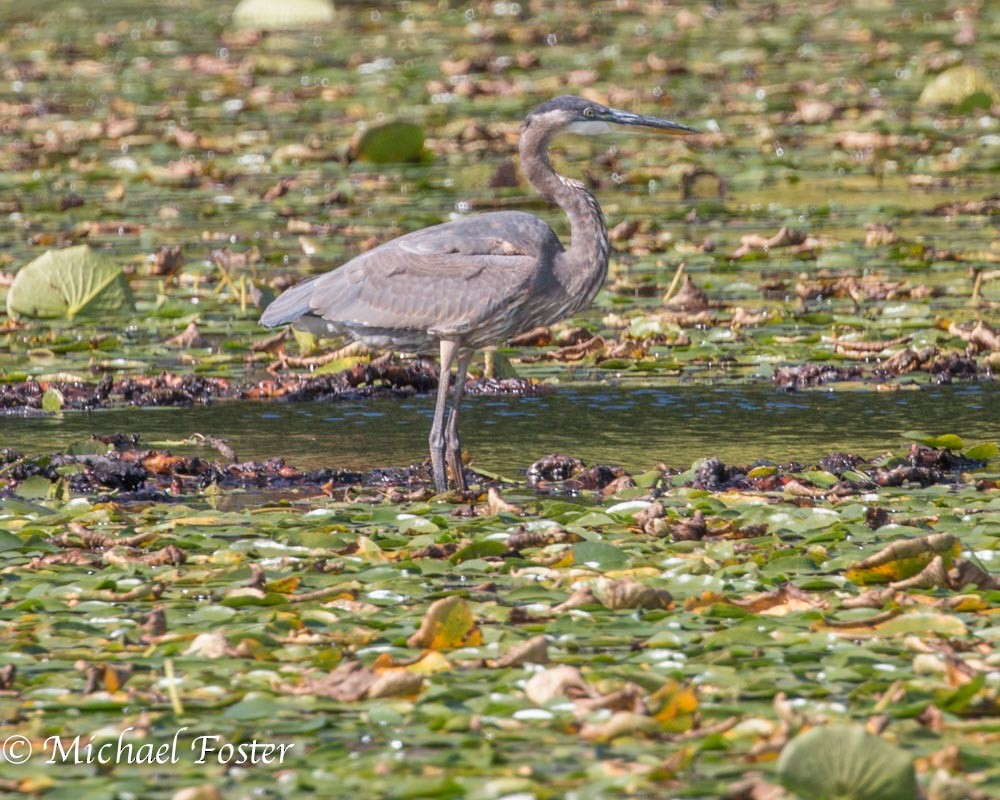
583;107;595;118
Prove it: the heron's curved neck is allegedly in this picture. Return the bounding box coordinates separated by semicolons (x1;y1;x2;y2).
519;122;609;310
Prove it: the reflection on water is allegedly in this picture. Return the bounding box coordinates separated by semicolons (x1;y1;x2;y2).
2;383;997;477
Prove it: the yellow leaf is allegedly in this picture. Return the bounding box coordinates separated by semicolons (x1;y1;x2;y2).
406;595;482;650
405;651;453;674
650;679;698;731
846;534;960;585
354;535;388;563
267;576;301;594
104;667;121;693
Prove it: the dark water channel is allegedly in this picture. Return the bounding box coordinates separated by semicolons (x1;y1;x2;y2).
3;383;997;477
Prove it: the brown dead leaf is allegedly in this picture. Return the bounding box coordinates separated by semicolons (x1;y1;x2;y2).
579;711;659;742
524;665;594;705
165;321;207;349
486;487;524;516
281;661;422;701
508;525;582;550
731;585;829;616
664;274;709;311
492;634;549;668
846;533;960;584
732;225;808;258
149;245;183;276
864;223;900;247
948;319;999;352
591;577;672;610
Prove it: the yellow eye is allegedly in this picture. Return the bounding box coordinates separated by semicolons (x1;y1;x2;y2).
583;107;595;118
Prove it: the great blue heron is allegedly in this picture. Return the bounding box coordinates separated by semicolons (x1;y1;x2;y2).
260;95;699;492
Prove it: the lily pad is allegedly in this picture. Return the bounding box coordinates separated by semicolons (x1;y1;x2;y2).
918;65;999;108
7;245;134;320
231;0;334;30
776;724;917;800
353;122;426;164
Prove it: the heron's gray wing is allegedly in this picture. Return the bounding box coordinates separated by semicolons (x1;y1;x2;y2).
259;275;320;327
305;213;562;335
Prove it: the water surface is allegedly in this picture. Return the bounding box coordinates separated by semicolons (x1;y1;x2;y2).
4;383;996;476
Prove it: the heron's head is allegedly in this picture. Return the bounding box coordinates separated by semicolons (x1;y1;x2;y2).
524;95;699;138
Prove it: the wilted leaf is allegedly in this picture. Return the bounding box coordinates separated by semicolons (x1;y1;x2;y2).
846;533;961;584
493;635;549;668
579;711;658;742
649;680;698;729
183;632;231;658
406;595;482;649
524;665;591;705
591;577;672;610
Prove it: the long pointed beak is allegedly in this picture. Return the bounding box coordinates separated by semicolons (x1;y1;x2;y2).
607;109;700;136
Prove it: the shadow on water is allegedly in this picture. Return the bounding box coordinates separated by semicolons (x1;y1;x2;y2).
3;383;997;477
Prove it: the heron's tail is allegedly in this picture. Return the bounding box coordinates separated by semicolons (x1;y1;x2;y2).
259;277;319;327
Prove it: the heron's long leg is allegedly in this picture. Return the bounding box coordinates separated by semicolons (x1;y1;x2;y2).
429;339;459;492
445;350;473;492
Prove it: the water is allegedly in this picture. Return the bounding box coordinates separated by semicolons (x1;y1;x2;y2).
3;383;996;477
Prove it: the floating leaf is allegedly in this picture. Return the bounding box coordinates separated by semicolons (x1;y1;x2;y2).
572;540;628;569
579;711;658;742
591;577;672;610
846;533;960;584
406;595;482;650
14;475;53;500
451;539;507;562
353;122;426;164
777;724;917;800
649;680;698;730
524;665;590;705
902;431;963;450
41;387;64;412
963;442;998;462
918;66;999;108
6;245;134;320
231;0;334;30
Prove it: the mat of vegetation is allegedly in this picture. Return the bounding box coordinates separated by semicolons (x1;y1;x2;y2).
1;435;999;800
0;0;997;395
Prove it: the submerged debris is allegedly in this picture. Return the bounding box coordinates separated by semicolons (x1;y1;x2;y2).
0;437;991;501
774;364;864;390
0;360;542;414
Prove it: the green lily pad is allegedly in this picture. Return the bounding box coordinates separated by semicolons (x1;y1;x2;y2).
41;387;64;412
777;724;917;800
7;245;134;320
354;122;426;164
902;431;963;451
963;442;998;462
572;540;628;569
